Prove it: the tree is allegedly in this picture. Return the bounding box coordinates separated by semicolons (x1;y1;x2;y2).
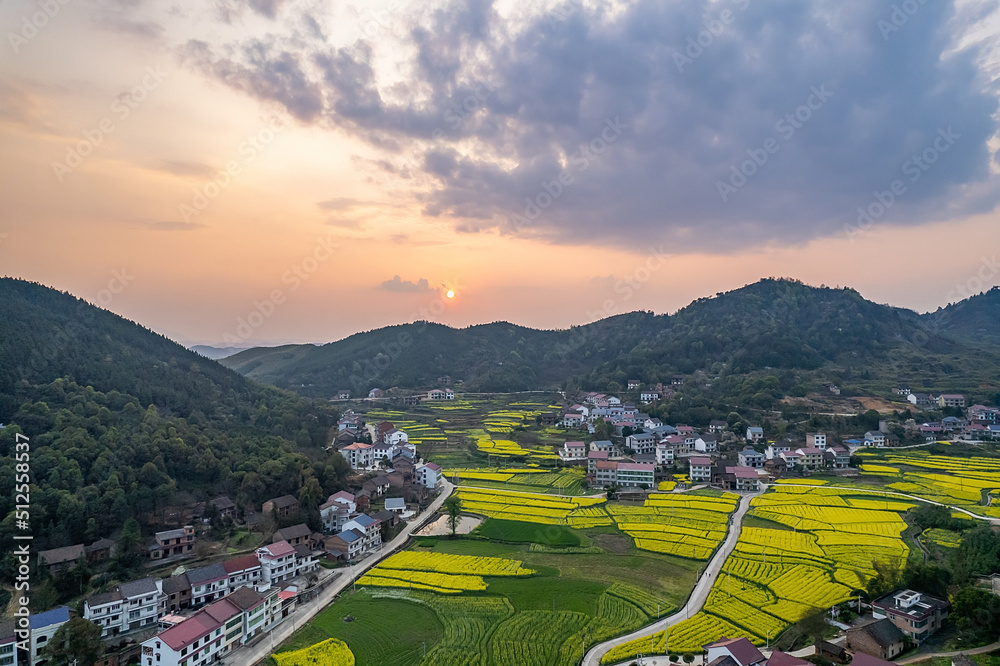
113;517;143;576
444;495;463;537
41;616;102;666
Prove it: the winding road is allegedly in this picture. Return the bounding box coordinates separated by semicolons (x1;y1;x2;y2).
582;491;759;666
231;479;455;665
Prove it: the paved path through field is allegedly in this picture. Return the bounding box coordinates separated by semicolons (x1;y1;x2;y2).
229;480;455;665
896;639;1000;664
582;491;759;666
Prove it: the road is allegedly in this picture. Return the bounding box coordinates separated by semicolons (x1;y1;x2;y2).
582;491;758;666
231;480;455;665
897;639;1000;664
775;483;1000;526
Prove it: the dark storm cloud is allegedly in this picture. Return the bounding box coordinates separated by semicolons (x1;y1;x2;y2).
186;0;1000;251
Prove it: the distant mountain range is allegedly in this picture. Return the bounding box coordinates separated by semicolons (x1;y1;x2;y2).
190;345;254;360
218;279;1000;398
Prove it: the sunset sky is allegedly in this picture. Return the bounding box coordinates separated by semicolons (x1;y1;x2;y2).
2;0;999;347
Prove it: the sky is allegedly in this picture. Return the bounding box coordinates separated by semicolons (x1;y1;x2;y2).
1;0;1000;347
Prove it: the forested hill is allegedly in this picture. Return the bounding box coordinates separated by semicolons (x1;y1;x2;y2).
922;286;1000;346
0;279;342;569
222;278;997;396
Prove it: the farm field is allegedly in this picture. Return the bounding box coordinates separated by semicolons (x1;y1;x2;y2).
602;486;913;663
856;451;1000;518
608;491;739;560
444;465;592;495
454;487;614;528
277;522;701;665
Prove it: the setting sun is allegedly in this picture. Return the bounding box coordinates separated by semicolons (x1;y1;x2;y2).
446;290;456;299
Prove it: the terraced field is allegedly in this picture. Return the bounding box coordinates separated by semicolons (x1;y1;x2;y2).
602;486;913;663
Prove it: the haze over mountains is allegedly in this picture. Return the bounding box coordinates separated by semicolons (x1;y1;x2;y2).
217;279;1000;397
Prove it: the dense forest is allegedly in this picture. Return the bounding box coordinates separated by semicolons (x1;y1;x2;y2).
0;279;343;561
222;279;1000;399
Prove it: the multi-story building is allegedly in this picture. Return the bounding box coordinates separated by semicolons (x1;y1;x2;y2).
427;389;455;400
0;620;17;666
938;394;966;409
805;432;827;449
968;405;1000;424
872;589;949;644
139;586;277;666
746;426;764;442
416;462;442;489
256;541;297;585
342;442;374;470
28;606;69;665
592;461;654;487
320;491;357;532
688;456;712;482
864;431;886;447
655;442;675;465
625;433;655;455
187;564;229;607
825;445;851;469
588;450;609;473
738;447;766;468
559;441;588;461
149;526;195;561
796;447;825;469
84;578;163;639
342;515;382;553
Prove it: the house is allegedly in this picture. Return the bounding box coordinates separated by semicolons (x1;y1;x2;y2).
779;450;802;467
625;433;656;455
871;589;949;644
343;514;383;552
707;420;727;434
627;379;641;390
337;411;363;432
825;446;851;469
222;554;262;594
796;447;825;469
593;461;654;488
140;586;278;666
689;456;713;482
256;541;298;584
850;654;897;666
696;435;719;453
718;466;761;491
763;457;786;477
590;440;615;453
805;433;827;449
368;388;384;399
968;405;1000;424
561;412;586;428
738;447;765;469
847;618;906;660
385;497;406;514
262;495;300;520
538;412;559;426
160;573;192;613
655;441;676;465
1;620;18;666
671;375;684;386
560;441;588;461
640;391;661;403
149;526;195;561
864;431;886;448
38;544;85;573
326;529;364;560
273;524;312;547
704;636;766;666
587;450;609;474
28;606;70;665
815;639;849;663
402;395;421;406
343;442;374;470
186;563;229;607
320;491;357;533
337;389;352;399
746;427;764;442
84;578;162;638
427;388;455;400
895;387;911;396
938;394;966;408
416;462;443;489
908;393;933;408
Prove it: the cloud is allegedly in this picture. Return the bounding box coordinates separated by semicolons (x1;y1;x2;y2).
379;275;434;292
184;0;1000;252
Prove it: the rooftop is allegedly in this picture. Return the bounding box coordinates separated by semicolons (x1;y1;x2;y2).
29;606;70;630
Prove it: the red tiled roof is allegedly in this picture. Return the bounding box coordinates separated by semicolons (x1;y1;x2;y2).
223;554;260;574
766;651;811;666
704;637;765;666
850;653;896;666
158;611;221;651
262;540;295;558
